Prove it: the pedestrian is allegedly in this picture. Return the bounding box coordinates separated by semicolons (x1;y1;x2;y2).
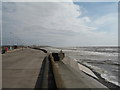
59;50;65;61
2;47;6;54
10;46;12;50
5;47;8;52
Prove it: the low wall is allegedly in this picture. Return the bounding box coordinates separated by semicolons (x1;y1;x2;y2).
49;54;65;88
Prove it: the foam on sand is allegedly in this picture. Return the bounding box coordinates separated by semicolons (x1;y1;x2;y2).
78;63;98;79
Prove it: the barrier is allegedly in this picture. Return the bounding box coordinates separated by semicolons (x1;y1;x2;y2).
49;52;109;89
49;54;65;88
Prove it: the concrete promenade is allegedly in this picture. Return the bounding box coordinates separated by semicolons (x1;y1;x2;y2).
3;48;46;88
2;48;109;89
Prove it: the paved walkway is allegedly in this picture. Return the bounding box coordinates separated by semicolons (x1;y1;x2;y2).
2;48;46;88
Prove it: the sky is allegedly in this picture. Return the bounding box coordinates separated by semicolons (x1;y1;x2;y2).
1;1;118;47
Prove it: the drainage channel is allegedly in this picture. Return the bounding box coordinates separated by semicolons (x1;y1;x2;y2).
34;56;57;89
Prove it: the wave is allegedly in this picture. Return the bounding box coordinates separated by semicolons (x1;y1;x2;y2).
84;60;120;66
79;62;120;87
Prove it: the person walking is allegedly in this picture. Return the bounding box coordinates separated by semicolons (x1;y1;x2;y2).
5;47;8;52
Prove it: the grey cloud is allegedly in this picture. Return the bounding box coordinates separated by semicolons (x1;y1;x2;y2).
2;2;118;46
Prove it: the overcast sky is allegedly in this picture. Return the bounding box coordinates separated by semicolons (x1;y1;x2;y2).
2;1;118;47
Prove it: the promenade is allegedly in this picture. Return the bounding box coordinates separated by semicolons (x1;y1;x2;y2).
3;48;46;88
2;48;109;89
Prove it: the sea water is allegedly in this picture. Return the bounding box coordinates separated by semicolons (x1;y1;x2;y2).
45;47;119;87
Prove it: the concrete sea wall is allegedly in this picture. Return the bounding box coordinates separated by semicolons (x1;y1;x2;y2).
49;52;109;88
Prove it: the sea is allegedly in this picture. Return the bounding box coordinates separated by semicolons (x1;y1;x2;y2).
45;46;119;87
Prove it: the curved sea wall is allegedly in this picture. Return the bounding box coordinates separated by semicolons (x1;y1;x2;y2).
49;53;109;88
